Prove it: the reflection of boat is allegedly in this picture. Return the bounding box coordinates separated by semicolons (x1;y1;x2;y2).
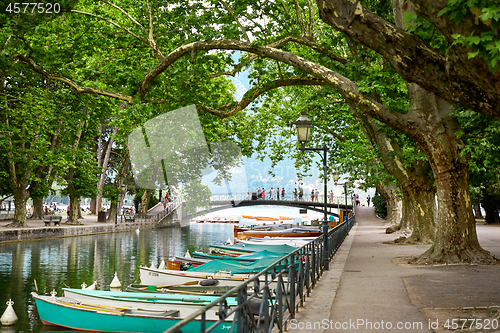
32;293;234;333
237;227;322;240
279;216;293;220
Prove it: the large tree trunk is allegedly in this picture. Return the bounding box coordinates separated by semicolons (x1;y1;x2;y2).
107;147;130;224
10;186;29;227
482;190;500;224
376;182;401;226
90;198;97;215
139;190;152;214
67;193;81;224
406;85;495;264
96;133;114;214
355;106;436;243
32;199;44;220
397;184;435;244
473;204;483;219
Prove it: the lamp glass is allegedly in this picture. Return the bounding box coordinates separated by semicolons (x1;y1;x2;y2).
332;170;340;183
294;112;313;143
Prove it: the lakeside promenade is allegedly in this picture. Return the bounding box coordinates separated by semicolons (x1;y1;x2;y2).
291;207;500;333
0;201;180;243
1;206;500;332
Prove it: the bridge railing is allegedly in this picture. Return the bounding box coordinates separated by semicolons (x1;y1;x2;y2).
210;193;352;205
164;215;356;333
131;198;182;224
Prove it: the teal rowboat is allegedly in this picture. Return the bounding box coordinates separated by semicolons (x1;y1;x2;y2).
62;288;238;321
32;293;234;333
208;243;297;255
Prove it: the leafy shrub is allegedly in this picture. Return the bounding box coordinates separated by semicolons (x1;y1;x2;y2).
372;195;387;219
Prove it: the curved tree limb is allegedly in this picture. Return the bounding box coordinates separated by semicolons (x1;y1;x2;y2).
13;54;133;102
200;77;330;118
208;35;348;79
315;0;500;119
138;39;409;132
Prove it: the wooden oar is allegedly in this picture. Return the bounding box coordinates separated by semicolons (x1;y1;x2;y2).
155;280;200;289
56;301;129;313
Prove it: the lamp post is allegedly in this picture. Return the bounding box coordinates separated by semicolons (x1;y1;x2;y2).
332;170;349;222
295;111;330;270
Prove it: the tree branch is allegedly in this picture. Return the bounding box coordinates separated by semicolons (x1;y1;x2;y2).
200;77;330;118
71;10;148;45
14;54;133;102
219;0;251;42
98;0;148;35
315;0;500;119
138;39;407;131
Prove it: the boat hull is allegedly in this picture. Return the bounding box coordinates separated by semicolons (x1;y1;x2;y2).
237;230;322;240
140;266;250;287
33;293;233;333
62;288;236;320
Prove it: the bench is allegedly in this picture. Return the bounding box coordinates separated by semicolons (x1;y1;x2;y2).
124;215;135;223
43;215;62;226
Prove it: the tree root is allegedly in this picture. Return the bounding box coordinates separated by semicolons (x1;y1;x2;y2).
392;235;433;245
4;222;28;228
410;245;499;265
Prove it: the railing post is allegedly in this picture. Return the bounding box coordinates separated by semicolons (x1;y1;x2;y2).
289;254;296;319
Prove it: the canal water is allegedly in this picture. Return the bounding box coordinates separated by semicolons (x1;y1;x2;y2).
0;205;318;332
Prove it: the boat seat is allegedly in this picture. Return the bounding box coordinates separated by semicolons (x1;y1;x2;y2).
161;310;180;317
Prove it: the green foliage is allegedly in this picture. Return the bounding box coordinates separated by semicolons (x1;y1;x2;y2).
372;194;387;219
403;13;449;54
439;0;500;72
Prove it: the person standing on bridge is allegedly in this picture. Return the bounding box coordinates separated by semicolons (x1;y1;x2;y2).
277;187;280;200
293;188;297;201
282;188;285;200
262;188;266;200
310;189;314;202
269;187;275;200
314;188;319;202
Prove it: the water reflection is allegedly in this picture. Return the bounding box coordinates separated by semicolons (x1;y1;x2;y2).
0;223;233;333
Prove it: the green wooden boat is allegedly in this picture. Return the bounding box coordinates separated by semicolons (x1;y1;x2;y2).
126;283;239;296
62;288;238;321
32;293;234;333
209;243;297;255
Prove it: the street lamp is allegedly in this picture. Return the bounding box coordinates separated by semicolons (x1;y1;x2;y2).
332;170;349;222
295;111;330;270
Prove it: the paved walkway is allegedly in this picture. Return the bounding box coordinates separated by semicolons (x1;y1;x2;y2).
291;206;500;333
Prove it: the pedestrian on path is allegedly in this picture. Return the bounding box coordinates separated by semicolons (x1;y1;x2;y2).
367;194;371;207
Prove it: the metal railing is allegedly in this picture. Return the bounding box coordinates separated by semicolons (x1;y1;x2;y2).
164;215;356;333
210;193;351;205
122;198;182;224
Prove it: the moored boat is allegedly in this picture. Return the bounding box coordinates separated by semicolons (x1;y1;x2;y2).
140;266;251;287
32;293;233;333
125;283;238;296
62;288;238;321
237;227;322;240
209;243;297;256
